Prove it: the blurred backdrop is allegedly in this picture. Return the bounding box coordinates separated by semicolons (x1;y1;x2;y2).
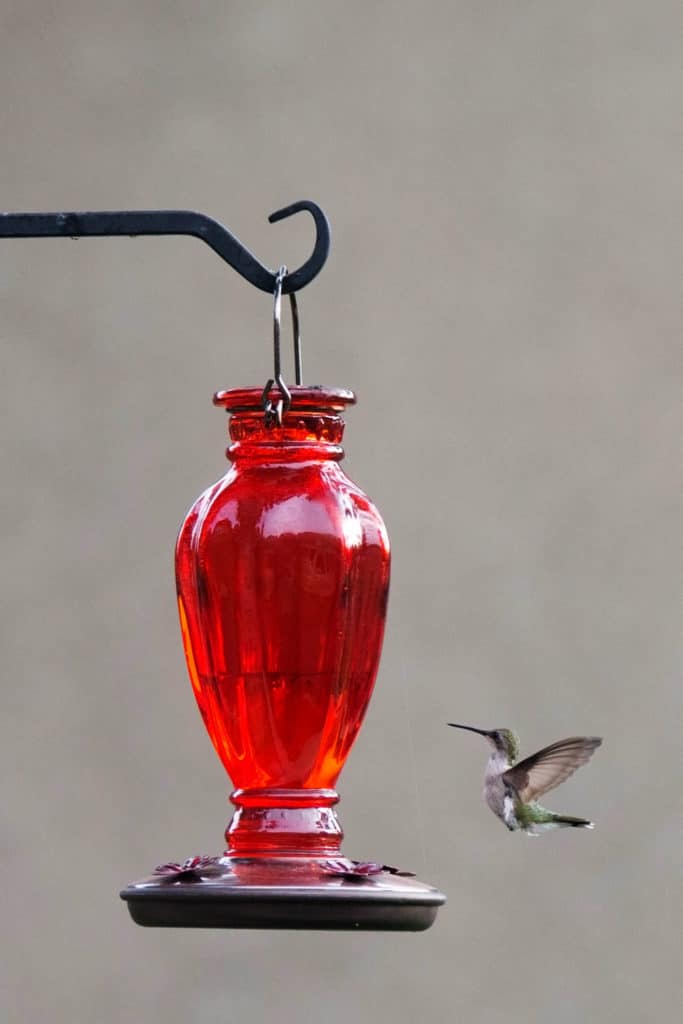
1;3;682;1022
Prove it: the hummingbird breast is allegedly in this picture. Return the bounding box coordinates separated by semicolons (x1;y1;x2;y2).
484;756;518;830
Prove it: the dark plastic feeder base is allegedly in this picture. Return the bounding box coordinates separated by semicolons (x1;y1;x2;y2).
120;856;445;931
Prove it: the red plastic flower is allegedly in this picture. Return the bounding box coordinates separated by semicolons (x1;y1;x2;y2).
153;856;221;881
319;858;415;882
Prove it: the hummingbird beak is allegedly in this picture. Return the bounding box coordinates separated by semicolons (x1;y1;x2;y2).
447;722;492;738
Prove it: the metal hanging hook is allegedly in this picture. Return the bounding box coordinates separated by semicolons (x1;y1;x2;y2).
262;266;302;427
0;199;331;294
266;201;330;294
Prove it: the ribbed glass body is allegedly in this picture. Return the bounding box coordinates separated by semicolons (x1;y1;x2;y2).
175;386;390;856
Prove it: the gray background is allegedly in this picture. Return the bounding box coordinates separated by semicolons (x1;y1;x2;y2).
1;3;681;1022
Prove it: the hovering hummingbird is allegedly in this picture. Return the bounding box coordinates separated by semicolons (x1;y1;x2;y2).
448;723;602;835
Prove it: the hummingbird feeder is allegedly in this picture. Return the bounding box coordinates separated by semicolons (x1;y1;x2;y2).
0;201;445;930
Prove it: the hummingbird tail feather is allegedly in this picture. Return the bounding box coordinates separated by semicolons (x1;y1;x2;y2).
551;814;594;829
517;803;595;834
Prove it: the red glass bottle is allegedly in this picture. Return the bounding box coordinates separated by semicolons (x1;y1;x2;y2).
175;385;390;859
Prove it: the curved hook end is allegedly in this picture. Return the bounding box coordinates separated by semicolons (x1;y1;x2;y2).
268;200;331;293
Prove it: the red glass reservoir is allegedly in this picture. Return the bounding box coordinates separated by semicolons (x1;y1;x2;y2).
175;386;390;857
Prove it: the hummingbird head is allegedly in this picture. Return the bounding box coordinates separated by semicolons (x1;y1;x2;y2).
448;723;520;761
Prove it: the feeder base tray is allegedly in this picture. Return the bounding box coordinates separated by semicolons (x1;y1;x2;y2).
121;856;445;931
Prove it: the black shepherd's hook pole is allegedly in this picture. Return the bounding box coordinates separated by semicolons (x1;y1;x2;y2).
0;199;331;294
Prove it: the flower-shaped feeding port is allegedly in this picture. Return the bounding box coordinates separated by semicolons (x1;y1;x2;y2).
319;860;416;881
153;857;225;882
121;385;445;930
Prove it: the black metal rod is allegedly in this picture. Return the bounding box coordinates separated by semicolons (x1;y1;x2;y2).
0;200;330;294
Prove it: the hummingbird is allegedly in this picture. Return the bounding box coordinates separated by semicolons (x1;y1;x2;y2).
448;723;602;835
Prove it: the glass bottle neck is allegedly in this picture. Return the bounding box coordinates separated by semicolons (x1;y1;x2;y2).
213;385;356;465
227;409;345;463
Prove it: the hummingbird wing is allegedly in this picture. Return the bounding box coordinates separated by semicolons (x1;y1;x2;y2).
503;737;602;803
